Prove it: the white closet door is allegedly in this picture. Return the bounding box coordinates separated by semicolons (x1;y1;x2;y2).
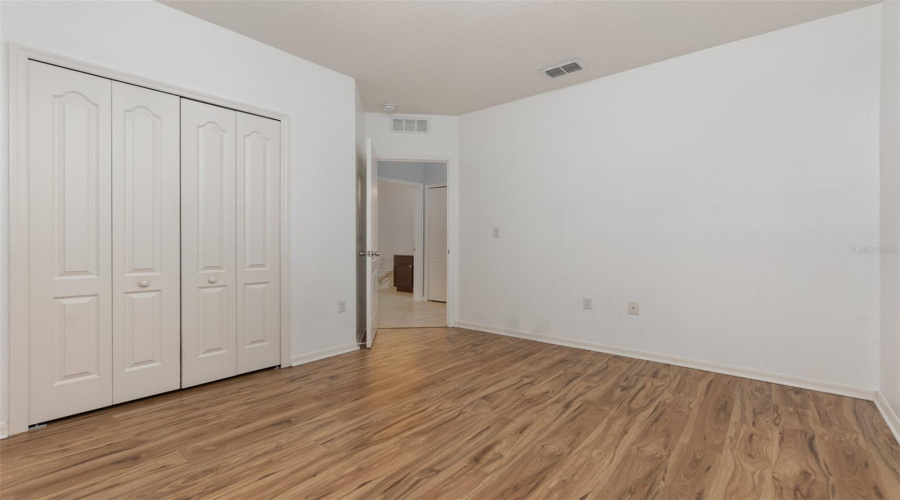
28;61;113;424
181;99;237;388
111;82;181;403
236;113;281;373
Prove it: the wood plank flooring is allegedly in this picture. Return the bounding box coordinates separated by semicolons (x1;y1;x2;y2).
2;327;899;499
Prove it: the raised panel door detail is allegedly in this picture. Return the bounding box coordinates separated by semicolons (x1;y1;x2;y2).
124;106;162;275
182;99;237;388
123;291;162;371
242;283;268;347
198;287;228;357
243;132;269;270
199;122;228;272
236;113;280;373
29;61;113;424
112;82;181;404
53;295;100;384
54;92;101;278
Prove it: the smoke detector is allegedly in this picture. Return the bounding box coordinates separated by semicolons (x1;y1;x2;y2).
541;59;585;79
383;103;396;112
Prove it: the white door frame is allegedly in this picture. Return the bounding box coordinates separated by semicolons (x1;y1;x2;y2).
377;177;425;301
375;156;455;329
6;43;293;435
424;184;447;302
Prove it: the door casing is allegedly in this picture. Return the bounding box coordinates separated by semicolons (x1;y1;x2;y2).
363;156;455;332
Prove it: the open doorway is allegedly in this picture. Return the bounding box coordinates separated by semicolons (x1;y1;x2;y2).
377;161;448;328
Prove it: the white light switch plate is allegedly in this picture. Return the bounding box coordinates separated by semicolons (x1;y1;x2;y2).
628;301;639;315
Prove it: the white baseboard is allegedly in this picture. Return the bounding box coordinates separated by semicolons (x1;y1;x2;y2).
875;391;900;445
0;345;359;440
291;343;359;367
455;321;875;401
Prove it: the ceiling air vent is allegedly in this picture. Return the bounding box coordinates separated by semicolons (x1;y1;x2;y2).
544;67;566;79
391;118;429;134
542;59;585;79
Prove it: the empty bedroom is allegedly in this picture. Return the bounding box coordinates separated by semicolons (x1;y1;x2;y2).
1;0;900;498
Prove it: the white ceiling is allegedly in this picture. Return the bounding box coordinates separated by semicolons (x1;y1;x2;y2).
161;0;876;116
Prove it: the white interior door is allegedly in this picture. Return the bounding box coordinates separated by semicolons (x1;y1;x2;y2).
426;186;448;303
181;99;238;388
111;82;181;403
236;112;281;373
366;139;379;348
28;61;113;424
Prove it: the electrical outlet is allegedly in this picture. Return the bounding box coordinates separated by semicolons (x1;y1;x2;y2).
582;297;593;310
628;301;639;315
493;227;500;238
338;299;347;313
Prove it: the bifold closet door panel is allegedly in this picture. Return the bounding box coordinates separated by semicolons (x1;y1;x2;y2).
236;113;281;374
111;82;181;403
181;99;238;388
28;61;113;424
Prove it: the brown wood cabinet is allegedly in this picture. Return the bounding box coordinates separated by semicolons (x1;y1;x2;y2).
394;255;414;293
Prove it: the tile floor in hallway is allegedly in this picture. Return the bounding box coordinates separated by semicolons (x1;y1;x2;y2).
377;288;446;328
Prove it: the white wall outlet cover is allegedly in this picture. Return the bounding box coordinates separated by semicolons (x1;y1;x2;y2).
493;227;500;238
583;297;593;310
628;301;639;315
338;299;347;313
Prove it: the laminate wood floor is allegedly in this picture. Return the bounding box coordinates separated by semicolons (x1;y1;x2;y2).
2;328;899;499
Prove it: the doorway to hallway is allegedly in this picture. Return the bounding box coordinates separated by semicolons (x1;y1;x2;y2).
376;160;448;329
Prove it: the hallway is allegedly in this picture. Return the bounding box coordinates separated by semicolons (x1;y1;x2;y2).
377;289;446;329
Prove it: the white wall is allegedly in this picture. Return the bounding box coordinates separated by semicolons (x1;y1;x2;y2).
378;181;418;273
425;163;448;185
365;113;460;320
366;114;459;162
379;161;426;184
458;6;881;391
881;0;900;420
1;0;359;424
379;161;447;186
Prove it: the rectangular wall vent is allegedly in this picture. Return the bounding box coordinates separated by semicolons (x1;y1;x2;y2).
391;118;429;133
542;59;585;79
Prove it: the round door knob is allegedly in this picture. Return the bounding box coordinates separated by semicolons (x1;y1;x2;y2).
208;276;218;284
139;280;150;288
